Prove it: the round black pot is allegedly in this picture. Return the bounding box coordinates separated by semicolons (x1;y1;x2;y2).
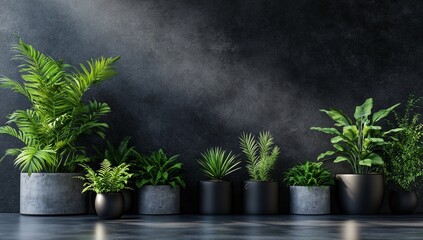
199;181;232;214
389;190;417;214
243;181;279;215
335;174;384;215
121;189;132;213
95;192;124;219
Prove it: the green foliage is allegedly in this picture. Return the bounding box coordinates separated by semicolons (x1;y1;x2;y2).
311;98;401;174
239;131;280;181
383;96;423;191
134;149;185;188
0;38;119;174
197;147;241;181
78;159;133;193
283;161;334;186
99;137;138;166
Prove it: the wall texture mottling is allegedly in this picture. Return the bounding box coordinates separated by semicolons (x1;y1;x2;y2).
0;0;422;213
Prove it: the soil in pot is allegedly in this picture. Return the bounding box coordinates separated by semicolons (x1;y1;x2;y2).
95;192;124;219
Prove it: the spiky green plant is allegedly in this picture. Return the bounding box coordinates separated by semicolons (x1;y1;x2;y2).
78;159;132;193
0;38;119;174
239;131;280;181
198;147;241;181
383;96;423;191
311;98;402;174
99;137;138;167
283;161;334;186
134;149;185;188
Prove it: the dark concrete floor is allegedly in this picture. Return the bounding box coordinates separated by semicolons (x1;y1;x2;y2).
0;214;421;240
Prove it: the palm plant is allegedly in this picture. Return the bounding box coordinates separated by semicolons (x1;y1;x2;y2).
78;159;133;193
311;98;402;174
239;131;280;181
283;161;334;186
0;38;119;174
198;147;241;181
134;149;185;188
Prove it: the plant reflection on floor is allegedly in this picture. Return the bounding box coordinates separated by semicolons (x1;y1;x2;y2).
342;220;359;240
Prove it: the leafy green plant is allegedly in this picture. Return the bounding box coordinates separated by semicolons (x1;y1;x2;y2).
239;131;280;181
311;98;402;174
283;161;334;186
197;147;241;181
97;137;138;167
383;96;423;191
78;159;133;193
0;38;119;174
134;149;185;188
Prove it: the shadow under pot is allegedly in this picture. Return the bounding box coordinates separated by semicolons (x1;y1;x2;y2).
335;174;384;215
95;192;124;220
138;185;180;214
389;190;417;214
243;181;279;215
199;181;232;214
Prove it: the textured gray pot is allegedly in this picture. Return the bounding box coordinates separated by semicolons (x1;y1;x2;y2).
138;185;180;214
20;173;87;215
290;186;330;215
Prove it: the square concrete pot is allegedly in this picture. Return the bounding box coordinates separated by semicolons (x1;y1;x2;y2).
137;185;180;214
290;186;330;215
20;173;87;215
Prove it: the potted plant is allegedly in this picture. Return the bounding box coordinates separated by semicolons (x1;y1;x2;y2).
283;161;334;215
239;131;280;214
197;147;241;214
0;38;119;215
78;159;133;219
311;98;401;214
135;149;185;214
383;96;423;214
97;137;138;213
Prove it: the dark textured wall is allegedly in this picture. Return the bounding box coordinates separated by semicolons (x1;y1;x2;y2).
0;0;422;213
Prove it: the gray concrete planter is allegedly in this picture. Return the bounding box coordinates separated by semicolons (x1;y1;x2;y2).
20;173;87;215
290;186;330;215
138;185;180;214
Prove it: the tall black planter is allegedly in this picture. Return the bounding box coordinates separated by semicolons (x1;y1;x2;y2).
243;181;279;215
335;174;384;215
121;189;132;213
389;190;418;214
199;181;232;214
95;192;124;219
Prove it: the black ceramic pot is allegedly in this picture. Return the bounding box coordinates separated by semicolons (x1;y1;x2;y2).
95;192;124;219
335;174;384;214
389;190;417;214
243;181;279;215
121;189;132;213
199;181;232;214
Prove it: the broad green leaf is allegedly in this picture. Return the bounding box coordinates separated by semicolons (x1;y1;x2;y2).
310;127;340;135
320;109;352;126
371;103;400;123
317;151;335;160
354;98;373;120
367;153;384;165
331;136;344;144
359;159;372;166
382;128;403;136
343;125;358;141
334;156;349;163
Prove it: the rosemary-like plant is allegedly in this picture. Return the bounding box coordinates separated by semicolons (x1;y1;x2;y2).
239;131;280;181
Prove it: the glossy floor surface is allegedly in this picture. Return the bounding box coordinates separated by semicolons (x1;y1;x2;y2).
0;214;421;240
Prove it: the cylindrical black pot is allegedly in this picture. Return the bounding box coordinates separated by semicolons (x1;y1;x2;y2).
121;189;132;213
389;190;418;214
95;192;124;219
335;174;384;215
199;181;232;214
243;181;279;215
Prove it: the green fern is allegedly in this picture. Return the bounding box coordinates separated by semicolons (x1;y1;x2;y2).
197;147;241;181
239;131;280;181
0;37;119;174
95;137;138;167
78;159;133;193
